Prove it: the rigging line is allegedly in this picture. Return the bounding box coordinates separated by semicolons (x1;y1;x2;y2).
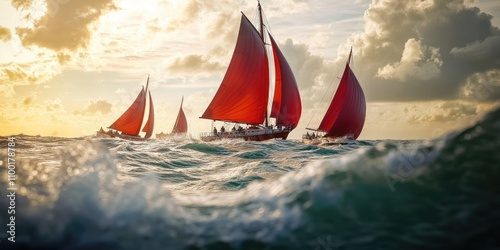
251;8;258;29
250;2;272;39
305;51;346;130
261;6;272;35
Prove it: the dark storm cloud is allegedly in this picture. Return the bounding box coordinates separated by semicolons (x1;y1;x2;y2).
344;0;500;102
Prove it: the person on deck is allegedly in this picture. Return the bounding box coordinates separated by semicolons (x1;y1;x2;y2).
213;127;217;136
221;126;225;133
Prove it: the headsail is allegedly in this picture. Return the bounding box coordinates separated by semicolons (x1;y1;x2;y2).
317;49;366;139
269;33;302;129
141;91;155;139
109;87;146;136
200;15;269;125
172;97;188;133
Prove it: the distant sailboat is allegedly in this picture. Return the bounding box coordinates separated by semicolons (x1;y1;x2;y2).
156;97;188;139
96;76;155;140
303;48;366;145
200;1;301;142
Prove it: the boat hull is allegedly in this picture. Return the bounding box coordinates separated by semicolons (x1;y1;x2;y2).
96;130;115;138
200;128;290;142
244;131;289;141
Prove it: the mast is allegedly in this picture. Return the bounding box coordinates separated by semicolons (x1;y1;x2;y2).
258;1;264;42
257;0;269;127
347;47;353;66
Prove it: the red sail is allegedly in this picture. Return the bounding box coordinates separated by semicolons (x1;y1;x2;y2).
172;97;188;133
269;34;302;129
109;87;146;136
317;53;366;139
141;92;155;139
200;15;269;124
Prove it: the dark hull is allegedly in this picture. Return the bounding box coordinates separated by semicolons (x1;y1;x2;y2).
243;131;289;141
200;128;291;142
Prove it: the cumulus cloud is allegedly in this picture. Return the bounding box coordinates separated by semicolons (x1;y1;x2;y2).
11;0;32;10
0;26;12;42
167;0;204;32
18;94;64;112
23;94;35;106
45;98;63;111
340;0;500;101
367;101;489;125
377;38;443;81
14;0;117;51
0;0;115;89
450;35;500;67
74;99;112;116
166;54;224;74
0;59;61;85
279;39;331;90
461;69;500;101
404;101;478;123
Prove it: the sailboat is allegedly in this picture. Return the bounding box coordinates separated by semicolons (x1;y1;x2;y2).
200;1;302;142
303;48;366;145
156;97;188;139
96;76;155;140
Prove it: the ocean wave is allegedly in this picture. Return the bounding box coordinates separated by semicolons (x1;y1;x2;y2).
0;108;498;249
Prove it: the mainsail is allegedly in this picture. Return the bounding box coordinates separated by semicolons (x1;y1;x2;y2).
316;49;366;139
109;87;146;136
200;2;301;131
200;15;269;125
172;97;188;134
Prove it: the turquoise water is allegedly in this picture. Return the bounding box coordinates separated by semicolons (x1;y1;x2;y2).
0;107;499;249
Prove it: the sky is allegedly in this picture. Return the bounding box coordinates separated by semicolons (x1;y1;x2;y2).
0;0;499;139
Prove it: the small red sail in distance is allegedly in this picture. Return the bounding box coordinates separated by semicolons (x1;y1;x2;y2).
317;49;366;139
200;15;269;125
109;87;146;136
141;91;155;139
269;33;302;129
172;97;188;134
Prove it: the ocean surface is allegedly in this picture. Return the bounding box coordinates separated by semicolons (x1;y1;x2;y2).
0;107;499;250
